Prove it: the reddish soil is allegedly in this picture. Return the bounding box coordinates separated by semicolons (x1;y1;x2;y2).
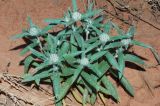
0;0;160;106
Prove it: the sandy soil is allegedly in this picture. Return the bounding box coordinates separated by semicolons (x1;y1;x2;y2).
0;0;160;106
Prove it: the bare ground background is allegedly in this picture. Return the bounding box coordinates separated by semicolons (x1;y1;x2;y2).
0;0;160;106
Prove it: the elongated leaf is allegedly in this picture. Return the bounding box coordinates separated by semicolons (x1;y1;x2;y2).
132;40;160;64
11;32;29;40
85;37;98;44
112;23;125;35
60;42;69;54
124;54;145;67
61;66;74;77
51;72;62;106
27;16;35;27
90;92;97;105
90;51;107;63
101;76;119;101
104;42;123;50
81;71;98;91
82;9;103;20
74;33;84;48
44;18;62;24
71;89;82;104
70;34;78;52
35;61;50;72
118;49;125;78
85;41;101;53
20;42;38;56
72;0;78;12
35;78;40;85
104;21;112;33
29;48;46;60
63;51;83;59
120;76;134;97
82;88;88;105
22;69;52;82
126;26;135;37
24;55;34;73
58;66;83;101
110;35;130;41
97;61;110;77
46;34;54;52
41;25;53;34
105;51;119;70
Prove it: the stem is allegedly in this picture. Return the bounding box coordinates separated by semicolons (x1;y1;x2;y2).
37;37;44;53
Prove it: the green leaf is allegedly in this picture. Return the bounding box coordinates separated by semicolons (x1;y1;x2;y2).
132;40;160;64
41;25;53;34
101;76;119;101
90;92;97;105
85;37;98;44
97;61;110;77
82;9;103;20
120;76;134;97
35;61;50;72
35;78;40;85
104;21;112;33
27;16;35;27
11;32;29;40
20;42;38;56
71;88;82;104
126;26;135;37
110;35;130;41
74;33;84;48
85;41;101;53
44;18;62;25
22;69;52;83
29;48;46;60
118;48;125;78
81;71;98;91
59;42;70;56
58;66;83;101
112;23;125;35
24;55;34;73
70;34;78;52
72;0;78;12
51;72;62;106
124;54;145;67
105;51;119;70
61;66;74;77
63;51;83;59
90;51;107;63
82;88;88;105
104;42;124;50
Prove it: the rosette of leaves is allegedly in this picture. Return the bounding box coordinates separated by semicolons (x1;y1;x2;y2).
12;0;160;106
